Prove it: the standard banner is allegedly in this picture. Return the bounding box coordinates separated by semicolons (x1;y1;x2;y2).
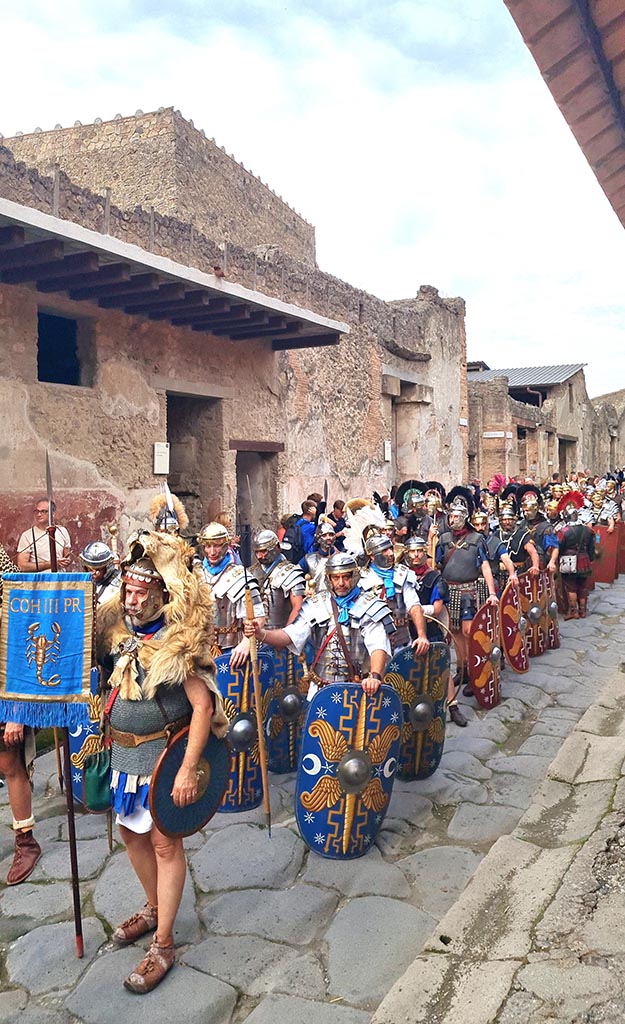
0;572;93;728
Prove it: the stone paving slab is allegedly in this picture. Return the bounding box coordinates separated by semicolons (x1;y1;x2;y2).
325;895;435;1007
190;822;304;891
486;754;553;779
447;803;523;843
180;933;326;998
396;845;483;917
6;918;106;994
65;946;237;1024
485;772;538;810
243;995;371;1024
200;884;339;944
303;842;410;897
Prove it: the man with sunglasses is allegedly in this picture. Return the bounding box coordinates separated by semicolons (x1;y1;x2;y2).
16;499;71;572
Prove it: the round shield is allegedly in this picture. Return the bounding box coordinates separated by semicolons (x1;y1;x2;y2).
149;728;230;838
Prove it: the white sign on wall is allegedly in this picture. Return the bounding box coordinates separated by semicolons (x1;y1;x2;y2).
153;442;170;475
383;440;392;462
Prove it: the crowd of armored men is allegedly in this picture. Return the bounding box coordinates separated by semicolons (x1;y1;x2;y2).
0;468;621;995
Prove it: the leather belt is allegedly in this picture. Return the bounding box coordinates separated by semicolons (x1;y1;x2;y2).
109;716;190;748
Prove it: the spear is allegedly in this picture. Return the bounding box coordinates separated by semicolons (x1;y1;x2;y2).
45;452;64;795
45;451;84;958
243;475;271;835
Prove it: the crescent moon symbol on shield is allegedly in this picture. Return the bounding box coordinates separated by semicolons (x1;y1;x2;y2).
302;754;321;776
69;725;83;738
383;757;397;779
473;655;482;668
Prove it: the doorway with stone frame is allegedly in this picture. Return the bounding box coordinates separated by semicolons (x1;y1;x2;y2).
232;443;281;537
166;393;224;534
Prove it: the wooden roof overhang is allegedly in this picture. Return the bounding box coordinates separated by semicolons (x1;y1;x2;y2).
0;197;348;349
504;0;625;229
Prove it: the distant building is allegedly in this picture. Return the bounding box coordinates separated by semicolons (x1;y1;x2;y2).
468;363;621;481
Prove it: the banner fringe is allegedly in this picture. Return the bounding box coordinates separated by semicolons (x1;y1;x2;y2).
0;700;90;729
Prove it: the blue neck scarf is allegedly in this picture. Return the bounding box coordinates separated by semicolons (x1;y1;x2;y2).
372;564;395;598
333;585;361;624
133;614;165;637
202;551;232;576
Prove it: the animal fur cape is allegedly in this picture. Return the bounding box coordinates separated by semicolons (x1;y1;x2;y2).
96;531;228;738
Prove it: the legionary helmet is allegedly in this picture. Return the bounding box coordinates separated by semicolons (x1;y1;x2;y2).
471;510;489;529
148;492;189;535
545;499;559;519
325;552;360;587
499;501;517;528
591;491;604;509
557;490;584;521
198;522;230;549
80;541;114;568
364;533;394;568
253;529;280;554
315;521;336;552
402;535;428;566
517;485;542;520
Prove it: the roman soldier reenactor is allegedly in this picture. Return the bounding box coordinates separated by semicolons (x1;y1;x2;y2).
358;533;429;656
245;552;395;698
251;529;306;626
197;522;265;666
517;484;559;575
79;541;122;605
555;491;595;619
436;487;499;689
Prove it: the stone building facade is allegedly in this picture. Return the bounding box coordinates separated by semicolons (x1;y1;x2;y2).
468;364;621;483
0;111;468;556
6;108;316;265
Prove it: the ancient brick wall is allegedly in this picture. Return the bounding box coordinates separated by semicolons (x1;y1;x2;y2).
4;109;316;266
0;138;467;547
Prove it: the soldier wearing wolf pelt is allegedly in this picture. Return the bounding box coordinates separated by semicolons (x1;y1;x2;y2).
96;531;228;993
197;522;265;666
245;552;395;697
436;488;499;693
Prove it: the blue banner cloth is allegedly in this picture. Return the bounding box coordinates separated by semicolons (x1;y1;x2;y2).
0;573;93;728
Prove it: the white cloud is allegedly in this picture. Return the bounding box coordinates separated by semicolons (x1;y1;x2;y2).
1;0;624;398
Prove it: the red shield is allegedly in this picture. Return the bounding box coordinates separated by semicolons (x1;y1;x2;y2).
517;571;559;657
467;602;501;709
499;582;529;674
590;524;618;585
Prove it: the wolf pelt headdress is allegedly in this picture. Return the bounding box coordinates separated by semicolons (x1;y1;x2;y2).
96;531;228;736
148;491;189;532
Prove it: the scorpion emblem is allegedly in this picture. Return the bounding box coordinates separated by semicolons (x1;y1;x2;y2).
25;622;62;687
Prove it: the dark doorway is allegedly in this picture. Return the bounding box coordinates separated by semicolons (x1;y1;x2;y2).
166;394;223;532
235;450;277;534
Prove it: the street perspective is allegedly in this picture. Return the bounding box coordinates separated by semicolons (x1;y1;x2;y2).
4;1;625;1023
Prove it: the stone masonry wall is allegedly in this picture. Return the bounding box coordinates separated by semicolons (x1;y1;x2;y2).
0;143;467;547
4;109;316;265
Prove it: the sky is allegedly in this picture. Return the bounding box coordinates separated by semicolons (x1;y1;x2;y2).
2;0;625;398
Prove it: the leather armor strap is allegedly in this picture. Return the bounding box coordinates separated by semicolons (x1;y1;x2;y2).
330;598;360;682
109;715;190;748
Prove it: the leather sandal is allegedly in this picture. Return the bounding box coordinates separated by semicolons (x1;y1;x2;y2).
112;903;158;946
123;939;175;993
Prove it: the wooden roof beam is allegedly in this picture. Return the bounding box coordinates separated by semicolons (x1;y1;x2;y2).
173;304;249;328
69;273;160;303
0;238;63;270
120;282;187;312
0;225;25;248
2;251;98;285
126;290;211;315
37;262;132;293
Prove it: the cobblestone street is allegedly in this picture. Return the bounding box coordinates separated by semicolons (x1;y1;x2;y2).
2;581;625;1024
